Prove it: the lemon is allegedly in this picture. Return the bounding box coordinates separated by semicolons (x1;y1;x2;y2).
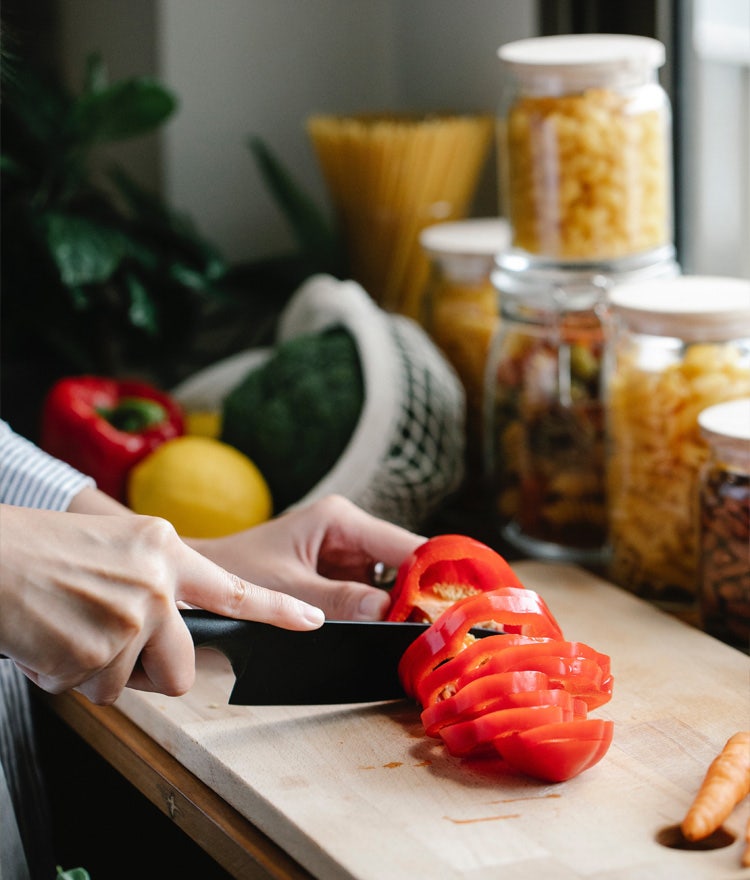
184;409;222;439
127;436;272;538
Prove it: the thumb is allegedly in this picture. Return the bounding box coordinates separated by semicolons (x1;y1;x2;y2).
292;577;391;621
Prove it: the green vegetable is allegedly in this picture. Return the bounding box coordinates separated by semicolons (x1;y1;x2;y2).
56;867;91;880
221;328;363;510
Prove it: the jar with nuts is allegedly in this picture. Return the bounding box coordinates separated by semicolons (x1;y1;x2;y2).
497;34;672;264
697;398;750;651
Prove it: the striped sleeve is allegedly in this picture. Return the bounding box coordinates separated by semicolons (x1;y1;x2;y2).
0;421;95;511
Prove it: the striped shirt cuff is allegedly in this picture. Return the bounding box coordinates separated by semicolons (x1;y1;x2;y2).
0;421;95;511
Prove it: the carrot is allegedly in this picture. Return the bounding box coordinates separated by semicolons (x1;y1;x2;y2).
742;815;750;868
681;731;750;841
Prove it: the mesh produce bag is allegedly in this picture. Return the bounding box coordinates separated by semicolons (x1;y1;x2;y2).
174;274;466;530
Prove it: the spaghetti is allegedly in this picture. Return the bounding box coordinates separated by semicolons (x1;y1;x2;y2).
308;113;493;318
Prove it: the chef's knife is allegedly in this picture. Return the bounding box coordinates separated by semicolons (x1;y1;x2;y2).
181;609;498;706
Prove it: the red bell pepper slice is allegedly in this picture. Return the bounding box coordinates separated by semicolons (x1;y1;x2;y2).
440;702;584;758
420;670;551;737
450;639;613;712
398;590;564;703
41;376;185;502
413;633;548;709
386;534;526;623
496;719;615;782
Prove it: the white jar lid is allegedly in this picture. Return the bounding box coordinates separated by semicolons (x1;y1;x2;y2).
420;218;511;258
498;34;665;90
609;276;750;341
698;398;750;444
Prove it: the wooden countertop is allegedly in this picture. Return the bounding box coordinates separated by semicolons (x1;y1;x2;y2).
110;561;749;880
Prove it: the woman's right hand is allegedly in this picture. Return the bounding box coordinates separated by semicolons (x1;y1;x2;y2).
0;503;323;705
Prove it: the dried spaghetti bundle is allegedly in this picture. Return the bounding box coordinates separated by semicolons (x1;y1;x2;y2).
308;113;492;319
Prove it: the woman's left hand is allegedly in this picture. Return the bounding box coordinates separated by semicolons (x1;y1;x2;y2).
188;495;425;621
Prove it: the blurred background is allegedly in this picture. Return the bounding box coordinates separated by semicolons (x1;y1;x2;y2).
4;0;747;274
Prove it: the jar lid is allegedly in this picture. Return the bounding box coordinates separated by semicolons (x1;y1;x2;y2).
698;398;750;444
609;276;750;340
498;34;665;90
493;246;679;306
420;218;511;258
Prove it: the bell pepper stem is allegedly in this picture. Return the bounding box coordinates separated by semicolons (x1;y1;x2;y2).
97;396;168;433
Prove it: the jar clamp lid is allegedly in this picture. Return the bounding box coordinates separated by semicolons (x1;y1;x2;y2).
608;276;750;340
493;246;679;311
498;33;666;91
698;398;750;444
420;218;511;281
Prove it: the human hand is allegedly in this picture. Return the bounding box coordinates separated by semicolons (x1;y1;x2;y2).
188;495;425;621
0;503;323;704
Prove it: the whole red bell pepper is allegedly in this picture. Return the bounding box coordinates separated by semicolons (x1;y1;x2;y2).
386;534;526;623
41;376;185;502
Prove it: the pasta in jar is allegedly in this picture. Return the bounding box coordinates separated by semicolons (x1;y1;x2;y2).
606;278;750;607
420;220;509;496
497;34;672;262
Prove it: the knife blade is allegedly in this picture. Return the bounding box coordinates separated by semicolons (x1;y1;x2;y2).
181;609;499;706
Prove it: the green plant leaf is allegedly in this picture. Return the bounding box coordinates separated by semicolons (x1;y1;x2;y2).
83;53;109;95
109;165;226;280
0;153;28;179
247;136;344;275
42;212;130;286
70;78;177;144
125;272;158;334
56;866;91;880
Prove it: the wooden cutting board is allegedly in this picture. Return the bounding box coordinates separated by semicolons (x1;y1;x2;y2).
115;561;750;880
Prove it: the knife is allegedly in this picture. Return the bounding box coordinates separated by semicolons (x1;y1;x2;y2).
181;609;498;706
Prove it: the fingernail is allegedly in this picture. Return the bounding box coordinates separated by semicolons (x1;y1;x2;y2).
301;603;325;627
358;590;389;620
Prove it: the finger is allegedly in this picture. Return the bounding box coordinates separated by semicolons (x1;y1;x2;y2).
176;544;324;629
270;575;391;621
131;605;196;696
73;640;144;705
323;499;425;570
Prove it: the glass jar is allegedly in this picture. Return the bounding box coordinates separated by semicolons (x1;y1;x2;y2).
606;276;750;608
485;248;678;563
697;398;750;650
420;218;511;493
497;34;672;263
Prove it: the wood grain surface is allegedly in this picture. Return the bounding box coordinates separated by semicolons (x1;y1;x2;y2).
114;561;750;880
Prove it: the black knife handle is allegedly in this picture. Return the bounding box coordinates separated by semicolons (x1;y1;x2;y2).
180;609;255;676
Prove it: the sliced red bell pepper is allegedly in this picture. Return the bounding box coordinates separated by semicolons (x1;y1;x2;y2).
412;633;545;709
496;719;614;782
386;534;526;623
440;702;583;758
41;375;185;502
449;638;613;712
392;540;615;783
420;670;551;737
398;590;564;703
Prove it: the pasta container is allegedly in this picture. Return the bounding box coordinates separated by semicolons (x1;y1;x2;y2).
605;276;750;608
697;397;750;650
497;34;673;263
420;218;510;498
484;248;677;564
